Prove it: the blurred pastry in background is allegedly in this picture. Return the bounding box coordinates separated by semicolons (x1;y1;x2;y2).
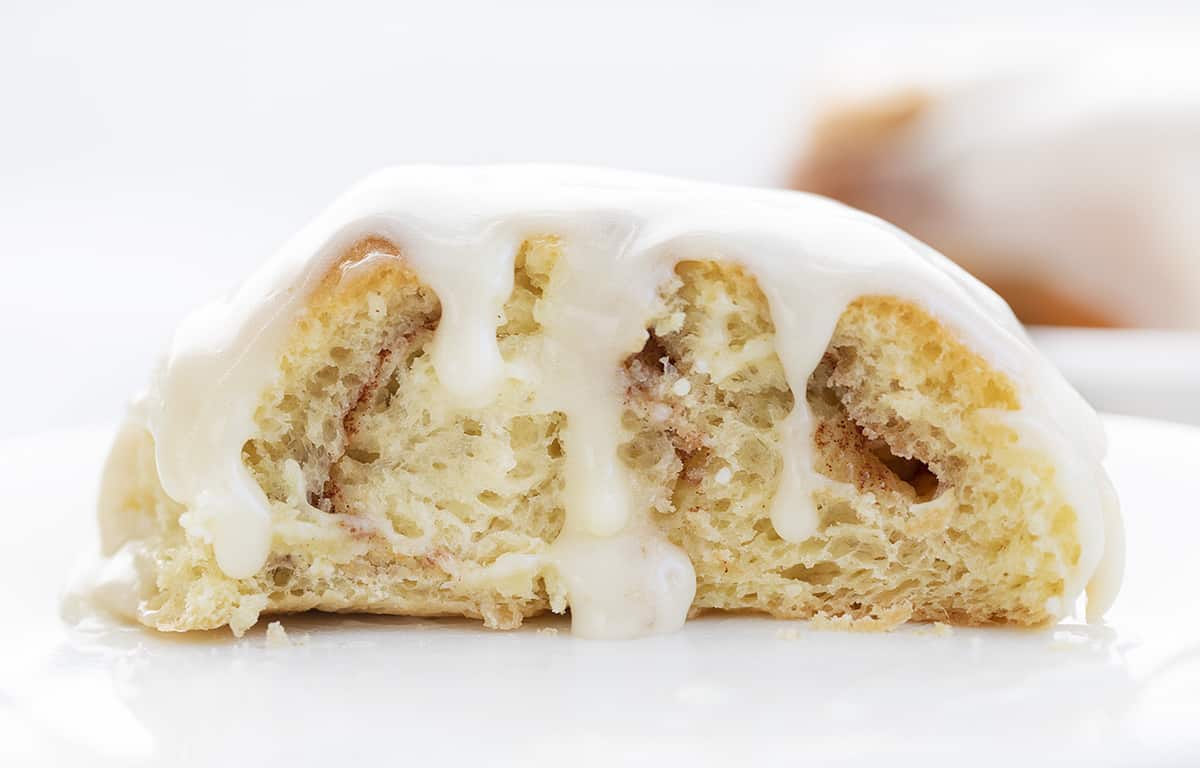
792;73;1200;328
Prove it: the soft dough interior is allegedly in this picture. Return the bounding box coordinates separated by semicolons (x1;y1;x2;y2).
102;236;1082;634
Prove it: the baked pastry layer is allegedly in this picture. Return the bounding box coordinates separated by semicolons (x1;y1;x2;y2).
92;167;1123;637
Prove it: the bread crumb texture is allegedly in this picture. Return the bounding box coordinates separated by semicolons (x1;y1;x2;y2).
265;620;291;648
104;236;1082;635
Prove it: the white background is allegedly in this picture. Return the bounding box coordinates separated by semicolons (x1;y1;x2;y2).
3;0;1200;437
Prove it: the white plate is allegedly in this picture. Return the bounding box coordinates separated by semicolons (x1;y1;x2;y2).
2;416;1198;767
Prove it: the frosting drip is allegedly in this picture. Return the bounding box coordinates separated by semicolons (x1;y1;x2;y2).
117;166;1123;637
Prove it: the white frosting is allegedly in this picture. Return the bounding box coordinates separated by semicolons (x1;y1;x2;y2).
112;165;1122;636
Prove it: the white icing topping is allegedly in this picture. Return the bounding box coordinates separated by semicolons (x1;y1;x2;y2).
415;238;515;408
549;528;697;639
107;165;1123;636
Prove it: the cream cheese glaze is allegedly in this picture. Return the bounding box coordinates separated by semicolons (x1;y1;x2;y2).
112;165;1123;637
